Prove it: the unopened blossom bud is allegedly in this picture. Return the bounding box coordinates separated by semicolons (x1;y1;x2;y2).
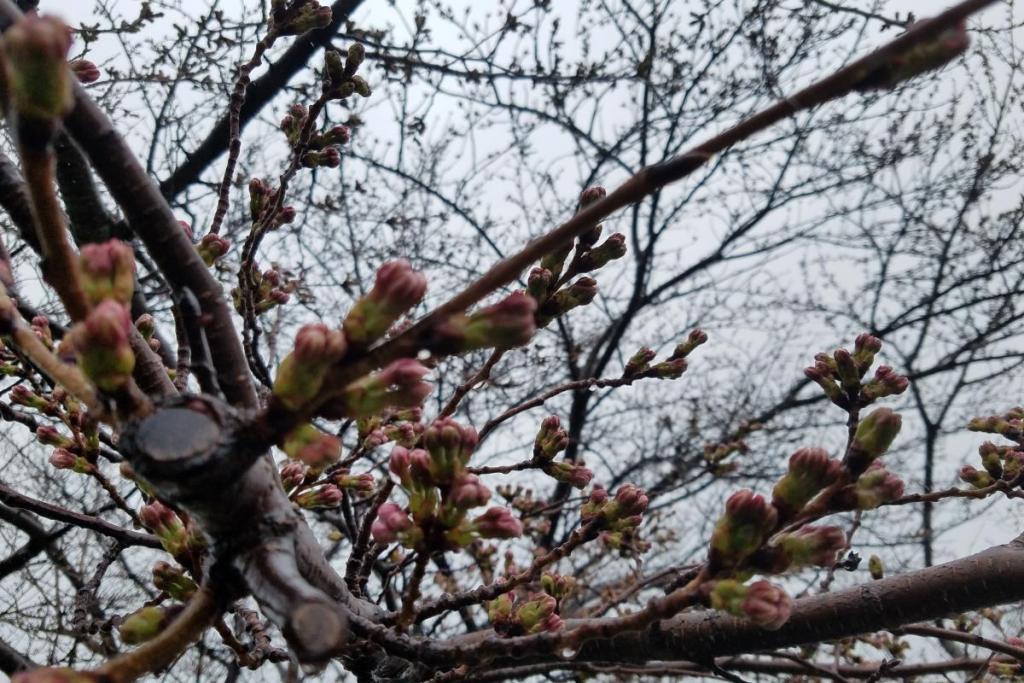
68;300;134;392
36;425;73;449
1003;451;1024;481
960;464;994;489
335;359;432;418
804;364;843;404
134;314;156;341
581;233;627;270
436;291;537;352
855;19;969;91
317;125;351;147
371;502;416;545
272;323;347;409
614;485;646;515
31;316;52;347
487;594;517;635
861;365;910;401
11;384;48;411
139;500;188;557
2;15;73;121
847;408;902;473
450;473;491;509
740;580;792;630
968;411;1024;438
278;2;332;36
554;276;598;310
833;348;860;389
544;461;593;489
422;417;479;482
324;48;346;86
351;75;372;97
335;470;375;494
650;358;688;379
979;441;1004;479
578;185;606;209
197;233;229;266
49;448;92;474
152;561;196;601
671;329;709;360
301;146;342;168
69;58;100;84
516;593;562;634
296;484;343;509
120;605;180;645
534;416;568;461
389;446;421;487
868;554;884;580
346;43;366;73
847;462;905;510
79;239;135;305
541;572;576;599
624;347;656;376
853;333;883;370
343;259;427;345
248;178;271;220
279;461;305;490
777;525;847;568
709;489;778;569
580;485;609;522
772;448;842;519
282;423;340;470
527;267;553;302
473;507;523;539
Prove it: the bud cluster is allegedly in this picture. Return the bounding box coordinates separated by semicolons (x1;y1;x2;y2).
487;591;563;636
374;417;523;551
708;579;792;630
232;265;297;315
343;259;427;346
581;484;650;555
804;334;908;411
323;43;371;101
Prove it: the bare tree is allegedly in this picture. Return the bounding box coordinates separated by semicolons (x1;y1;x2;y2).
0;0;1023;681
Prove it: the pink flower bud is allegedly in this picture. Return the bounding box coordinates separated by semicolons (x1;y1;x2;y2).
709;490;778;568
778;525;847;567
741;581;792;630
473;507;523;539
436;291;537;352
851;462;905;509
279;461;305;490
450;473;491;508
36;425;73;448
534;415;568;460
546;461;593;489
371;502;414;544
48;447;77;470
2;15;73;120
335;471;375;494
273;324;348;409
959;464;994;489
624;347;656;376
579;185;606;208
79;239;135;305
281;423;340;469
71;300;135;392
772;448;842;519
197;233;230;266
344;259;427;345
296;484;343;509
69;58;100;83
